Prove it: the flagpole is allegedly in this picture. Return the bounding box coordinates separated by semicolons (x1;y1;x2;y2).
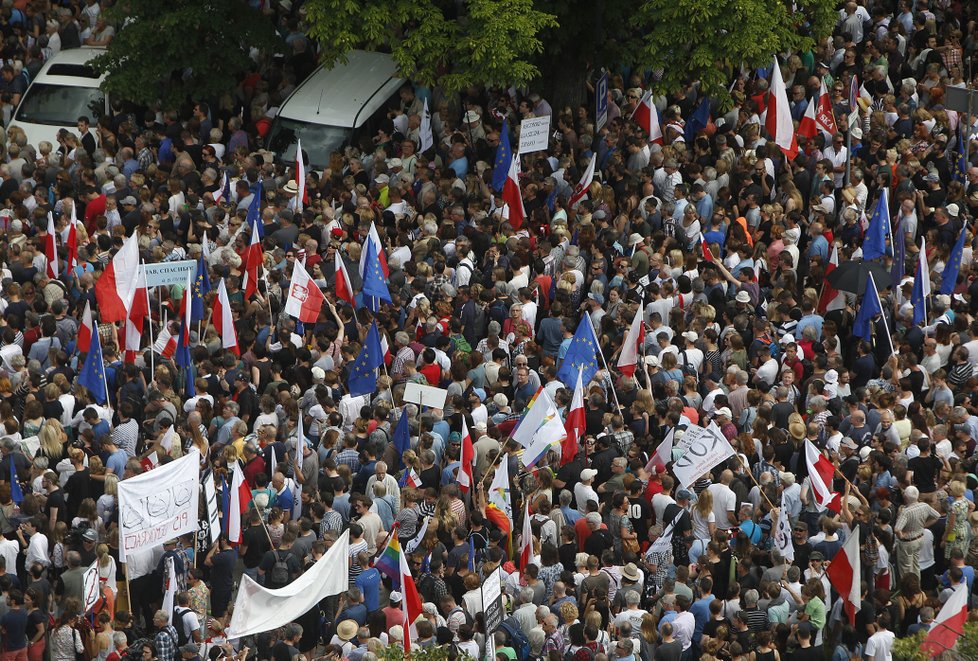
585;315;623;413
870;273;897;358
142;264;155;383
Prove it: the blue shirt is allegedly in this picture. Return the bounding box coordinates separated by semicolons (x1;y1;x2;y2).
356;567;382;612
441;462;460;487
690;595;714;643
105;449;128;477
795;314;824;340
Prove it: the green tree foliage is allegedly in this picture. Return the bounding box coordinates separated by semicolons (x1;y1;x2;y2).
305;0;834;104
305;0;557;94
638;0;836;102
91;0;279;108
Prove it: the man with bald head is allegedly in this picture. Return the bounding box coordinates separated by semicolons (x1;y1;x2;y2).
707;469;738;532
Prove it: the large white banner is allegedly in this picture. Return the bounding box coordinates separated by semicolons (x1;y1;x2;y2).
227;530;351;639
118;450;200;561
671;422;735;488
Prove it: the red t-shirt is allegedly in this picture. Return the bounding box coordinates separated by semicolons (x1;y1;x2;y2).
419;363;441;386
84;194;107;234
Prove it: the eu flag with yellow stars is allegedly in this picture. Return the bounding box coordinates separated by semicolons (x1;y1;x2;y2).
348;321;384;396
940;225;966;295
361;236;392;313
557;316;600;388
78;325;107;404
491;119;512;193
191;255;211;322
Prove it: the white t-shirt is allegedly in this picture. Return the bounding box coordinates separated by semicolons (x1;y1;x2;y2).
864;629;895;661
575;483;599;512
708;484;737;530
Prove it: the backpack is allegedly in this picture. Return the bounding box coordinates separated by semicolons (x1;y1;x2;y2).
678;349;699;379
751;335;780;360
450;606;475;628
172;607;193;646
499;616;531;661
455;261;484;288
270;550;291;587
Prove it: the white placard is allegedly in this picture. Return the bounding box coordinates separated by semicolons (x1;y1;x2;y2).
403;382;448;410
671;422;735;488
117;450;200;561
518;116;551;154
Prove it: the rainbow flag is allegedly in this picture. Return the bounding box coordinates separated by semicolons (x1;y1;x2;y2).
374;530;406;589
507;386;543;440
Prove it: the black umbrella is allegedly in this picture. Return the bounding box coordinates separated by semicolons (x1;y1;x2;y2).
826;260;891;294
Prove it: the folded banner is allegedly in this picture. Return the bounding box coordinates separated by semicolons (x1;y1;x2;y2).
227;530;351;640
118;450;200;562
671;422;735;488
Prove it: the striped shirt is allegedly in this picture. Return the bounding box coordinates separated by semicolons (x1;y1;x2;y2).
895;502;940;539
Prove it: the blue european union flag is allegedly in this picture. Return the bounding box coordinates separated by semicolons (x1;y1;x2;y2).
393;410;410;469
853;273;883;342
10;455;22;505
221;474;230;538
863;189;891;261
191;256;210;322
78;327;107;404
957;130;967;182
175;322;196;397
685;98;711;144
911;256;928;326
348;322;383;396
941;226;966;295
557;316;600;387
890;218;905;290
361;236;392;312
491;119;512;193
246;179;264;238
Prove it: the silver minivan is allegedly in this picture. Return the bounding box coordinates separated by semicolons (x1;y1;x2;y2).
266;50;405;168
8;47;108;149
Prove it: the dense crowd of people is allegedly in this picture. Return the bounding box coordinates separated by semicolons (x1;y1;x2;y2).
0;1;977;661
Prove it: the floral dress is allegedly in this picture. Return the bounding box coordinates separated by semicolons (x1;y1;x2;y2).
946;497;972;560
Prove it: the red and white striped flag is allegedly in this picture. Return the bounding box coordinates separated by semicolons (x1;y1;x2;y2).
77;300;94;354
815;78;837;135
227;461;252;545
765;56;798;160
797;97;818;139
45;212;59;279
457;418;474;493
698;232;715;262
284;259;325;324
335;251;356;306
123;268;148;363
241;220;263;300
153;325;177;359
617;311;645;377
817;244;843;313
632;91;662;145
825;527;861;625
921;582;969;657
562;368;585;466
519;500;533;579
292;138;307;213
805;439;841;512
214;279;240;356
568;157;595;208
95;232;140;322
501;155;525;229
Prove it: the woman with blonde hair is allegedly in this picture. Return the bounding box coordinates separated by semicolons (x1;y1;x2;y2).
97;474;118;526
38;418;68;464
95;543;117;619
691;488;716;563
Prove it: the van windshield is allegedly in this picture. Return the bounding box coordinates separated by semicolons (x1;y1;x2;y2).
267;118;350;168
15;84;104;126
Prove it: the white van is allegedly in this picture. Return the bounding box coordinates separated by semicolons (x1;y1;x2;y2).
8;47;108;149
267;50;405;168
